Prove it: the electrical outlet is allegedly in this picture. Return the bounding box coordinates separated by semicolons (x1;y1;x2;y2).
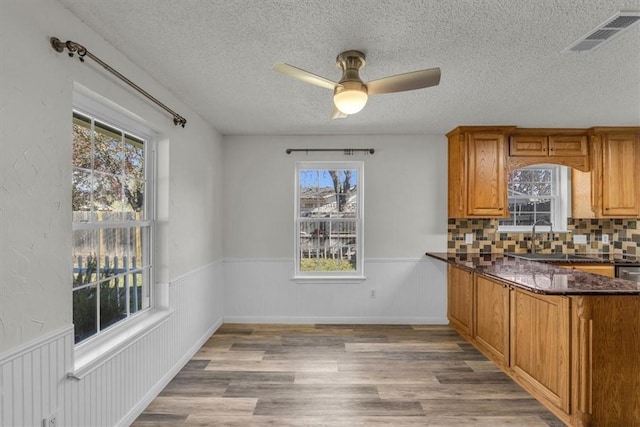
369;289;376;299
602;234;609;244
573;234;587;244
43;411;57;427
465;233;474;244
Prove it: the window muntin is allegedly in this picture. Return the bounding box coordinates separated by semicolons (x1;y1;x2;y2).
498;165;568;231
72;110;153;344
295;162;363;278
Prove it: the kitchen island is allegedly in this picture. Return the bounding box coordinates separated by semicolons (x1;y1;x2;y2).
426;252;640;427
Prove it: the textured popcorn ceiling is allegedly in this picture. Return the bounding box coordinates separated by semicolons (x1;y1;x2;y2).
57;0;640;135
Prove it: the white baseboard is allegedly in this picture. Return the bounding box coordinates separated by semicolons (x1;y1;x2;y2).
223;316;448;325
116;315;224;427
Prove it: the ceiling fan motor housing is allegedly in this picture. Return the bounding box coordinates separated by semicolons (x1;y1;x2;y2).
336;50;366;84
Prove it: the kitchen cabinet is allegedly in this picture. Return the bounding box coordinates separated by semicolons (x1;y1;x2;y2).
447;264;474;338
447;126;513;218
474;275;510;368
592;129;640;217
510;288;570;414
508;131;590;171
510;134;587;157
576;128;640;218
442;255;640;426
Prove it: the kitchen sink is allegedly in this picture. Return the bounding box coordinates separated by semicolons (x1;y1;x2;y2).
505;253;600;262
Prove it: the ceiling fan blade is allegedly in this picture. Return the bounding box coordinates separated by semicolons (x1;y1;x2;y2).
274;63;338;90
366;67;441;95
330;105;348;119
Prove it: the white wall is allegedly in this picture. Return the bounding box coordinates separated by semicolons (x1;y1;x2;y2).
0;0;225;425
223;135;449;323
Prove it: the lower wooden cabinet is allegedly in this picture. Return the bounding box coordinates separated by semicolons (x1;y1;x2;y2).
446;264;473;338
474;276;510;367
446;268;640;426
510;288;570;413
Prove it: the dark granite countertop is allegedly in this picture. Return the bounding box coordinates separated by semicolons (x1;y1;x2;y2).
425;252;640;295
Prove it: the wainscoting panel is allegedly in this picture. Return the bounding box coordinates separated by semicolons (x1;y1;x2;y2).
224;257;447;324
0;260;224;427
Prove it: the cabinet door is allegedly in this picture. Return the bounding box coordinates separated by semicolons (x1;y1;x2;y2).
510;288;570;413
448;132;467;218
474;276;510;367
509;135;548;156
447;265;474;337
467;133;507;217
549;135;587;157
602;134;640;216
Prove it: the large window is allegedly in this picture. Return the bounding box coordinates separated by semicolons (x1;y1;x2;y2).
72;110;154;344
498;165;569;231
295;162;363;279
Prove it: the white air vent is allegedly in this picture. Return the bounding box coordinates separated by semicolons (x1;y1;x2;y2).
563;11;640;53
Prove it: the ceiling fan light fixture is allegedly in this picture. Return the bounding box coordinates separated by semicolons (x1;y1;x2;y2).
333;82;368;115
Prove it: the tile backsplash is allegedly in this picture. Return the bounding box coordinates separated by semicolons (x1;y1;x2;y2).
448;218;640;255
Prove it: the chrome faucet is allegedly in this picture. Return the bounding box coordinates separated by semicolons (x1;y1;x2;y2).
531;219;553;254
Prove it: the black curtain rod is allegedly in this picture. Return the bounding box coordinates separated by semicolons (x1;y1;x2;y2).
286;148;375;155
50;37;187;128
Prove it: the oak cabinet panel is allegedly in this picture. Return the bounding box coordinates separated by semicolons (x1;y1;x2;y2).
510;288;570;413
467;134;508;216
509;134;587;157
474;276;510;367
589;129;640;218
447;127;511;218
447;265;474;337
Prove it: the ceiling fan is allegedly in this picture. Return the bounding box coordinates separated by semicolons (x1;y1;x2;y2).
274;50;440;119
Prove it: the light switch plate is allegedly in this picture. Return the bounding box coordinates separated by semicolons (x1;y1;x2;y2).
602;234;609;244
573;234;587;244
465;233;474;244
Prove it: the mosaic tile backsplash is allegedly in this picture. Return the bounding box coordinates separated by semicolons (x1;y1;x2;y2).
448;218;640;255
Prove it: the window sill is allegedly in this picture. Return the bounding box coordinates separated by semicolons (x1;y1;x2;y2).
292;275;367;284
68;308;173;380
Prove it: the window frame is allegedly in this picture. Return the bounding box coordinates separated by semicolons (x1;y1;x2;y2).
72;103;156;347
293;161;365;282
498;164;570;233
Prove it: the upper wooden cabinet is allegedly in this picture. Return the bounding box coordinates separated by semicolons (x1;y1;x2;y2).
508;130;589;171
447;126;513;218
574;128;640;218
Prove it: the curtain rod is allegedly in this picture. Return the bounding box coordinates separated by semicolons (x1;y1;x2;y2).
286;148;375;155
50;37;187;128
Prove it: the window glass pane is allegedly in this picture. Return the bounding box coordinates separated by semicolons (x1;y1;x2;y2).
72;116;92;169
93;171;122;221
299;169;358;218
127;226;150;269
99;276;127;331
299;220;357;272
123;178;145;219
99;228;128;278
124;136;144;177
129;272;145;314
72;169;94;222
93;121;123;175
73;229;98;287
73;285;97;344
531;183;551;196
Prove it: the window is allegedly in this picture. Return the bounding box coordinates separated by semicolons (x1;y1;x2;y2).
295;162;364;279
72;109;154;344
498;165;569;232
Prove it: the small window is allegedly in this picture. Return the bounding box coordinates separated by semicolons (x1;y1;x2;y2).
294;162;364;279
498;165;569;232
72;110;154;344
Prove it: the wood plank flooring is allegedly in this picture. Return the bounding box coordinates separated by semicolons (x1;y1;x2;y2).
132;324;564;426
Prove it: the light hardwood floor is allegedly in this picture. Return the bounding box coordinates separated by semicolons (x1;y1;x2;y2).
132;324;564;426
